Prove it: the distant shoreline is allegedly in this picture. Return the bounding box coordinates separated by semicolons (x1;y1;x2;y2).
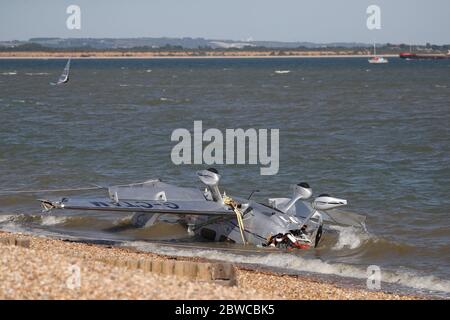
0;51;399;59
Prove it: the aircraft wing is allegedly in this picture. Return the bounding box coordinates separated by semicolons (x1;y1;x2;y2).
295;201;366;228
320;208;366;227
39;197;233;216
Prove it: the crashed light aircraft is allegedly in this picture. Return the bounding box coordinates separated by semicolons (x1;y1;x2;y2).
40;168;366;249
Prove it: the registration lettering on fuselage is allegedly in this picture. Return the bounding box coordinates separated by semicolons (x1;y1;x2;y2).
89;200;180;210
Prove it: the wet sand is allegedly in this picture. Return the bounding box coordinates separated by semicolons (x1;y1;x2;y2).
0;231;419;300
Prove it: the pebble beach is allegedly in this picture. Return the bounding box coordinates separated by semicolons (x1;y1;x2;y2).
0;231;420;300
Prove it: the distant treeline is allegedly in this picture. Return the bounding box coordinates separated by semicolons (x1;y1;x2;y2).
1;42;449;53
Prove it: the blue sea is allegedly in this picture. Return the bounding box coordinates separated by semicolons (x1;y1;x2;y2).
0;57;449;297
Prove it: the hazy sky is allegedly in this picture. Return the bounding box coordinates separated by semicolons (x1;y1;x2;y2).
1;0;449;44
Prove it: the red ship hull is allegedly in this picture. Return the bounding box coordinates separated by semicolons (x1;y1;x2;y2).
400;52;450;60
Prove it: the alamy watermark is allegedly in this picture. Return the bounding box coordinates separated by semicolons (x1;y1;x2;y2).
66;5;81;30
366;265;381;290
171;121;279;175
66;264;81;289
366;5;381;30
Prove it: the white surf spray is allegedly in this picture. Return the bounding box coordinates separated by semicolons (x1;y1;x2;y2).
126;241;450;295
0;215;14;223
41;215;67;226
274;70;290;74
25;72;49;76
329;225;370;250
1;71;17;75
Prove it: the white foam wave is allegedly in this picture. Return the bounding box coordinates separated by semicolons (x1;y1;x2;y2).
127;241;450;294
383;270;450;294
0;215;14;223
329;225;370;250
274;70;290;74
1;71;17;75
41;215;67;226
113;215;133;226
25;72;49;76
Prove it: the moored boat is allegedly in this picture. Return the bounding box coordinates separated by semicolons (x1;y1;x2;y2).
368;43;388;64
399;51;450;60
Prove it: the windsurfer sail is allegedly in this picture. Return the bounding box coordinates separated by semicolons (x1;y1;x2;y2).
51;59;71;85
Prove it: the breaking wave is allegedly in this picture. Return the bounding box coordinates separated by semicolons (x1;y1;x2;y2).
128;241;450;295
25;72;49;76
274;70;291;74
1;71;17;75
1;212;449;296
0;214;14;223
0;213;103;228
41;215;68;226
141;97;191;106
0;213;66;226
329;225;371;250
